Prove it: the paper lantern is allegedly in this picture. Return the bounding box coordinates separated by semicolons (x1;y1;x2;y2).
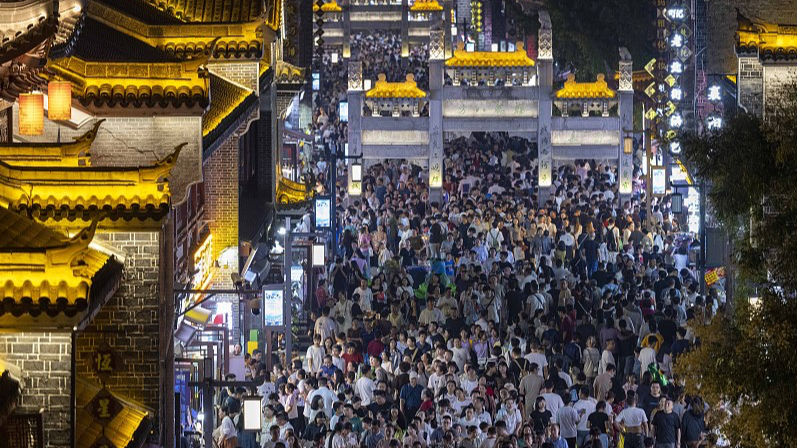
48;81;72;121
19;92;44;136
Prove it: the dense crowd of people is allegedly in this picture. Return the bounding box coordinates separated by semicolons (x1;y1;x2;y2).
212;31;722;448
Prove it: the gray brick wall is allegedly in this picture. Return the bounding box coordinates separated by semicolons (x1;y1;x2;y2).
738;56;764;116
708;0;797;74
76;231;162;412
208;62;260;92
0;332;72;448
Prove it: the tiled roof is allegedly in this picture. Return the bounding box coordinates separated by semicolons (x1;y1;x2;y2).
0;210;109;316
555;74;616;99
736;15;797;61
73;18;175;62
446;41;535;68
142;0;264;23
365;73;427;98
313;0;342;12
0;207;65;249
0;120;101;167
46;54;209;109
87;1;265;60
96;0;184;25
0;143;183;221
76;376;152;448
410;0;443;12
202;74;257;146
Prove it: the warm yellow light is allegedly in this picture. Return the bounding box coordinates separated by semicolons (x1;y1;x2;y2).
349;181;362;196
19;92;44;136
539;173;551;188
624;137;633;155
48;81;72;121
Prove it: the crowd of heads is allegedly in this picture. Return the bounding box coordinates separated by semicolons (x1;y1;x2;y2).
214;31;722;448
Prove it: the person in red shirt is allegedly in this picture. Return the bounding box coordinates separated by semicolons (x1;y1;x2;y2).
366;332;385;359
341;342;363;367
559;306;577;343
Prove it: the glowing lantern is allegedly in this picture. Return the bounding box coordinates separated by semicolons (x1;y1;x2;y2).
47;81;72;121
19;92;44;136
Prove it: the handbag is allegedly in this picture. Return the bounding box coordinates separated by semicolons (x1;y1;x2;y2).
220;436;238;448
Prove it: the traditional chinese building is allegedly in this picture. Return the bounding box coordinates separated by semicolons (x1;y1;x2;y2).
735;12;797;116
0;0;311;447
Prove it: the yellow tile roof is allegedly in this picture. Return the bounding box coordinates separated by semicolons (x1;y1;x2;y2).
445;41;535;68
0;212;108;306
555;74;616;99
76;376;152;448
276;161;312;205
46;55;210;109
87;1;266;59
737;16;797;59
313;0;343;12
365;73;427;98
0;120;102;168
203;74;253;137
0;143;183;216
410;0;443;12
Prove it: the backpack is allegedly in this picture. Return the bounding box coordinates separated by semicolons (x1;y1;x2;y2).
583;348;599;377
563;341;582;372
487;229;501;249
605;227;619;252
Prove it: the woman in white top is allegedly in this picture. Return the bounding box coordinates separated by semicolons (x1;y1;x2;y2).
214;404;238;448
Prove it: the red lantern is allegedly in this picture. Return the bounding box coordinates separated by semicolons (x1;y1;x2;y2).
47;81;72;121
19;92;44;136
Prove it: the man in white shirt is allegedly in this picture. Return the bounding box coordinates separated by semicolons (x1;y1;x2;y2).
540;381;565;420
573;386;597;448
524;341;548;378
355;365;376;406
615;392;648;448
418;299;444;325
495;397;522;435
353;280;373;313
304;377;338;419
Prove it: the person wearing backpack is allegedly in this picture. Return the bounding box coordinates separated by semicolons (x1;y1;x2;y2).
487;221;504;250
605;218;620;261
582;335;601;385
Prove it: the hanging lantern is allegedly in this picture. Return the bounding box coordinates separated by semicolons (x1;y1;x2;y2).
47;81;72;121
19;92;44;136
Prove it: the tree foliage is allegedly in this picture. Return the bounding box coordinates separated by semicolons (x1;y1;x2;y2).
675;84;797;447
541;0;655;78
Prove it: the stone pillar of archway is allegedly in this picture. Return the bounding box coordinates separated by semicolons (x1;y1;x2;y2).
537;10;553;205
347;61;364;196
618;47;634;205
428;29;445;204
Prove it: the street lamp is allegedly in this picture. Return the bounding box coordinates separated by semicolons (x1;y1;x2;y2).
623;137;633;155
312;243;326;267
243;396;263;431
351;162;362;182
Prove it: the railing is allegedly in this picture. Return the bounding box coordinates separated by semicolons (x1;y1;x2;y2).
0;413;43;448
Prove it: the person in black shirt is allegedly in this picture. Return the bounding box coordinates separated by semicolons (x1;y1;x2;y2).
529;396;553;432
651;398;681;447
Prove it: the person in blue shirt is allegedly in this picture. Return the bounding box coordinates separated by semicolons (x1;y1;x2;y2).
399;372;424;419
546;423;569;448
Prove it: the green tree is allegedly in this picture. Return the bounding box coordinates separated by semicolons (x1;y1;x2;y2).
675;84;797;448
509;0;655;79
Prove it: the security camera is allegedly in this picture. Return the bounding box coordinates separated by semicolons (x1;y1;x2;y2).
249;298;261;316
